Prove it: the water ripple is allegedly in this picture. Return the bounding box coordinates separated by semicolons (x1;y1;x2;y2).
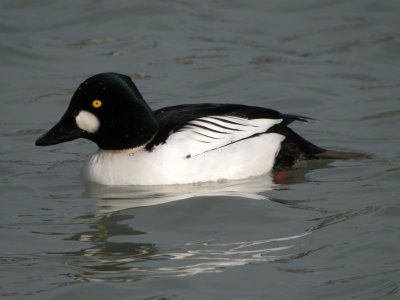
65;231;313;281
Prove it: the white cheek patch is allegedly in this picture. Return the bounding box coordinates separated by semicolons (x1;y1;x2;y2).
75;110;100;133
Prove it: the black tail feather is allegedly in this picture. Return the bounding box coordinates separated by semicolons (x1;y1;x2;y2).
272;125;370;169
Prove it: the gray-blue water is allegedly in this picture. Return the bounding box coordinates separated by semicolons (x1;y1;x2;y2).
1;1;400;299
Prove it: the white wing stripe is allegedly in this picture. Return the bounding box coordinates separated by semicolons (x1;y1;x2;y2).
185;125;226;139
207;118;249;128
192;118;243;132
209;116;259;126
166;116;284;157
195;116;248;129
188;121;232;134
192;129;221;140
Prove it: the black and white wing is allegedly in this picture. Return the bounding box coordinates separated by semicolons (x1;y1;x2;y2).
146;103;330;166
164;115;283;157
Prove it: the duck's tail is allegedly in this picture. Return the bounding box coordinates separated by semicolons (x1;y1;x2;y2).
312;149;371;160
273;126;370;170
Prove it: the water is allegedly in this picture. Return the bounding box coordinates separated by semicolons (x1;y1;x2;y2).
1;0;400;299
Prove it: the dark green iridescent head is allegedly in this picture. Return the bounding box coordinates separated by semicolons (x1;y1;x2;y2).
36;72;159;150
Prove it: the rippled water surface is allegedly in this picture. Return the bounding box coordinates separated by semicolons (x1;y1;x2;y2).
1;0;400;299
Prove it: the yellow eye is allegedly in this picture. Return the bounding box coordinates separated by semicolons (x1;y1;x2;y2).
92;99;102;108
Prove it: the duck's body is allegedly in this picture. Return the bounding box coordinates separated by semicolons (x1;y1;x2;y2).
82;105;287;185
36;73;365;186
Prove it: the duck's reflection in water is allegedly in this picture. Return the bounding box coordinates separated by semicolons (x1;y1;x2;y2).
64;165;346;282
84;173;276;213
65;211;312;282
65;213;158;282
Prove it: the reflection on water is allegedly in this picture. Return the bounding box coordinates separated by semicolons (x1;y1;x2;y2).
64;211;314;282
85;174;275;212
65;213;158;282
61;202;378;283
154;231;312;277
66;175;279;281
58;163;377;283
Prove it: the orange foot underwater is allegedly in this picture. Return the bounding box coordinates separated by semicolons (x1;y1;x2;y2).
273;169;289;184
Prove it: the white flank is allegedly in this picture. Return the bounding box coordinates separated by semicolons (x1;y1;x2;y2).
76;110;100;133
81;115;286;186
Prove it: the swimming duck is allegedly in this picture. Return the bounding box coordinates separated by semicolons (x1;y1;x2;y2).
36;72;364;185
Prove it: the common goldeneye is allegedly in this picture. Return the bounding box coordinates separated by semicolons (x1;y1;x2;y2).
36;72;364;185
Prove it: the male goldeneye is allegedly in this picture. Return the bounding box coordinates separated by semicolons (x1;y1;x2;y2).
36;72;364;185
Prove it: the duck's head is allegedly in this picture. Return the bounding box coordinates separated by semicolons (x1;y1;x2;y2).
35;72;159;150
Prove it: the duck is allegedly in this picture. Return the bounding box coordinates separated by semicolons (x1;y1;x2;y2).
35;72;365;185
